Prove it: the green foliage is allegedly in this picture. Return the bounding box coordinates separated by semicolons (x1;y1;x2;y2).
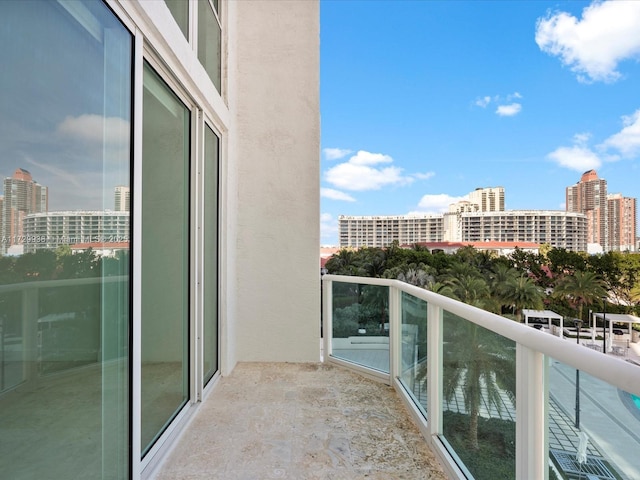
326;244;640;318
331;283;389;337
553;270;607;322
443;411;515;479
440;313;516;450
0;248;128;285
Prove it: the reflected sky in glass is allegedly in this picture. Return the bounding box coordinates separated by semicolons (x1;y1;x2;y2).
0;0;131;211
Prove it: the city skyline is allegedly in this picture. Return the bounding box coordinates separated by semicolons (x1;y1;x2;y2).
0;166;130;255
320;0;640;246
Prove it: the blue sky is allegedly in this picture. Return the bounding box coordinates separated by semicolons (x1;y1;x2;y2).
320;0;640;245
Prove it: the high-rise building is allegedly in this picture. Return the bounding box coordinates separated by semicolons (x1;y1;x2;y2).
340;210;587;251
22;211;130;254
566;169;607;251
339;215;444;248
114;185;130;212
468;186;505;212
607;193;637;252
340;186;587;251
2;168;48;253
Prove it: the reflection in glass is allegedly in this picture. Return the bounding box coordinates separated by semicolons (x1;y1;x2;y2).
198;0;222;93
441;311;515;479
0;1;131;478
399;292;428;416
330;282;389;373
141;62;190;456
203;125;219;385
548;359;640;480
164;0;188;39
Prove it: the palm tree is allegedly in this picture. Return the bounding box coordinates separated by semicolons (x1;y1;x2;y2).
426;281;455;298
552;270;607;322
421;261;515;452
361;249;387;278
442;315;515;450
397;265;433;288
500;274;545;322
325;249;362;276
444;274;491;309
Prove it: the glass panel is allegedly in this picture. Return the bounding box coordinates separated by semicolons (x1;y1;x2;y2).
440;311;516;479
141;62;190;456
549;358;640;480
399;292;427;416
0;1;131;478
198;0;222;93
330;282;389;373
202;124;219;385
164;0;188;38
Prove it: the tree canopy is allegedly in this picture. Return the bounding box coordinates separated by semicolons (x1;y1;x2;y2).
325;244;640;318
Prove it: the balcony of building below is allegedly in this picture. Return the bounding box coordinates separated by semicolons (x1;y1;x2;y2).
151;361;448;480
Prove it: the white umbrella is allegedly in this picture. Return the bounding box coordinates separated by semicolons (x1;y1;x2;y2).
576;431;588;465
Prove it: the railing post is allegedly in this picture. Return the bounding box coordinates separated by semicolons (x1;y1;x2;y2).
427;302;443;438
22;286;39;390
322;278;332;362
516;344;546;479
388;286;402;380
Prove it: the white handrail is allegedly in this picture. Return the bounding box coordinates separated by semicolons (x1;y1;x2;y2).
323;274;640;397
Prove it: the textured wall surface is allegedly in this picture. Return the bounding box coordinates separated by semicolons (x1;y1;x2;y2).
229;0;321;363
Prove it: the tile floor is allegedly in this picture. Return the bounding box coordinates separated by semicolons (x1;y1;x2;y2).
152;362;448;480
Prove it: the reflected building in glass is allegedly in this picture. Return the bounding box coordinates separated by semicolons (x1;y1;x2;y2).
1;168;48;255
114;185;130;212
22;210;130;253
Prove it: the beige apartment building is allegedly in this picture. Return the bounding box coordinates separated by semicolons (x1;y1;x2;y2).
566;170;637;252
607;193;637;252
339;210;587;252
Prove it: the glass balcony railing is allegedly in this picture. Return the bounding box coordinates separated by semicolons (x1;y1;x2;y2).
322;275;640;480
330;282;389;373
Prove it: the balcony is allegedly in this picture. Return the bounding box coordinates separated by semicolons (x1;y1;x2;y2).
153;362;447;479
154;275;640;479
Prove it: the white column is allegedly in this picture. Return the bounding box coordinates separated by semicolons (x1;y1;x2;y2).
516;344;547;479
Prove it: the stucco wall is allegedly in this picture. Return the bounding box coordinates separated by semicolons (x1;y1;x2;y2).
229;0;320;363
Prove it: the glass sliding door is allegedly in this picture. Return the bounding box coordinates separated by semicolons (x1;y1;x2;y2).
141;62;190;456
202;125;219;385
0;1;132;478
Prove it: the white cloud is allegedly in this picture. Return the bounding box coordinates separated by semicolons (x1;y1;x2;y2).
347;150;393;166
321;188;356;202
323;148;353;160
57;114;130;146
547;145;601;171
416;194;467;214
496;103;522;117
573;132;592;145
600;109;640;157
535;1;640;83
412;172;435;181
475;96;492;108
321;213;338;240
324;150;414;191
475;93;523;111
